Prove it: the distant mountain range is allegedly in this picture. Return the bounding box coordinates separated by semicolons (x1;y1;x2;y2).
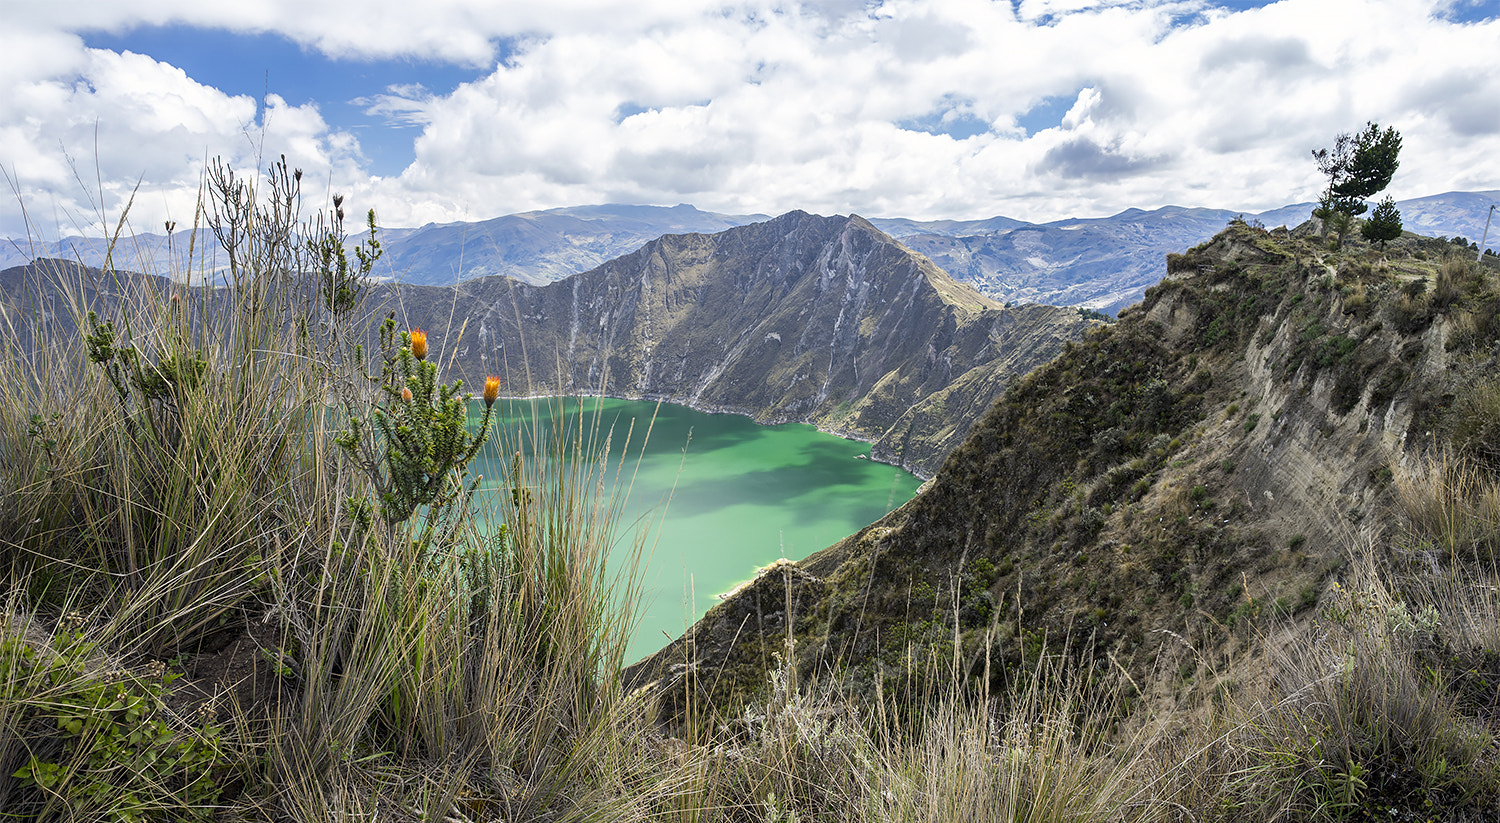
5;191;1495;315
375;204;771;286
880;191;1499;313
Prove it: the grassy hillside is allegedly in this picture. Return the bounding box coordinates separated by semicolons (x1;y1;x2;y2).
3;163;1500;822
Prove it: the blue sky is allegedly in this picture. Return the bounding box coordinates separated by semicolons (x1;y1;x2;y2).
3;0;1497;237
80;27;496;178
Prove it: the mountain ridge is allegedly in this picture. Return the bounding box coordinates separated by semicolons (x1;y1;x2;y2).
8;192;1493;315
0;210;1093;479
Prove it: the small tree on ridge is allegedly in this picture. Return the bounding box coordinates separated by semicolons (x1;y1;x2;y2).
1361;195;1403;248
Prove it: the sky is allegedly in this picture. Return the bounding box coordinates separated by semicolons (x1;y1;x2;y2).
2;0;1497;239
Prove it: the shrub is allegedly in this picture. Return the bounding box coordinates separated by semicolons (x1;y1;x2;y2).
1385;292;1435;334
1395;454;1500;558
1433;258;1467;310
1222;558;1500;820
0;157;648;821
1167;251;1206;274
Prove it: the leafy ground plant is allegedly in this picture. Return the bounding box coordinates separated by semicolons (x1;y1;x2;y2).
0;616;225;821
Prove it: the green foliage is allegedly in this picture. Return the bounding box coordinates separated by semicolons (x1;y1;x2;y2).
1313;122;1402;218
316;203;381;316
335;319;494;535
84;312;207;420
1326;207;1354;250
35;161;369;654
1;152;641;822
2;633;224;821
1361;195;1403;247
25;413;63;476
1312;122;1401;253
1333;123;1402;207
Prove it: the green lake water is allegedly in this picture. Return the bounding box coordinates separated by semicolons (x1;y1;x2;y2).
471;397;923;663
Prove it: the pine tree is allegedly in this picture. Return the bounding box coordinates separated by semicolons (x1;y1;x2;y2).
1361;195;1403;248
1335;123;1402;211
1312;122;1402;218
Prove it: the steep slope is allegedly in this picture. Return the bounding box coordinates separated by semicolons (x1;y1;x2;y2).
626;220;1500;720
391;211;1092;477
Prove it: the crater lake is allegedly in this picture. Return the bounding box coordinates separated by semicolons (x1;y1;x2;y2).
472;397;924;662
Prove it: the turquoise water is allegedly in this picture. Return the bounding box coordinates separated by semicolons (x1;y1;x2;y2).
471;397;923;663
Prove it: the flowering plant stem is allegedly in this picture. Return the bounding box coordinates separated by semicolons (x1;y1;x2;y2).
336;317;494;543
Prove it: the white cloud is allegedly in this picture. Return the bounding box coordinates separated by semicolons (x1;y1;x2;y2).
1;34;366;238
3;0;1498;238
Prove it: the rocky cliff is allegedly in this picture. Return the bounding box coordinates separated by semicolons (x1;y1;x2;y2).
625;220;1500;721
393;210;1093;476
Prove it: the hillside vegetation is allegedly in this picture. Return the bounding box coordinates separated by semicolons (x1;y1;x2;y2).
3;163;1500;822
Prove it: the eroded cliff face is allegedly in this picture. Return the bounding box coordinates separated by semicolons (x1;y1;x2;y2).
394;211;1092;476
625;221;1500;723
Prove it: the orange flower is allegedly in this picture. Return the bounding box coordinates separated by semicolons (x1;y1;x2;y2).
483;375;501;408
409;329;428;361
401;386;413;402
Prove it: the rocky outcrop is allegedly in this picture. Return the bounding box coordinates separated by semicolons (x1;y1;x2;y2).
395;211;1093;476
